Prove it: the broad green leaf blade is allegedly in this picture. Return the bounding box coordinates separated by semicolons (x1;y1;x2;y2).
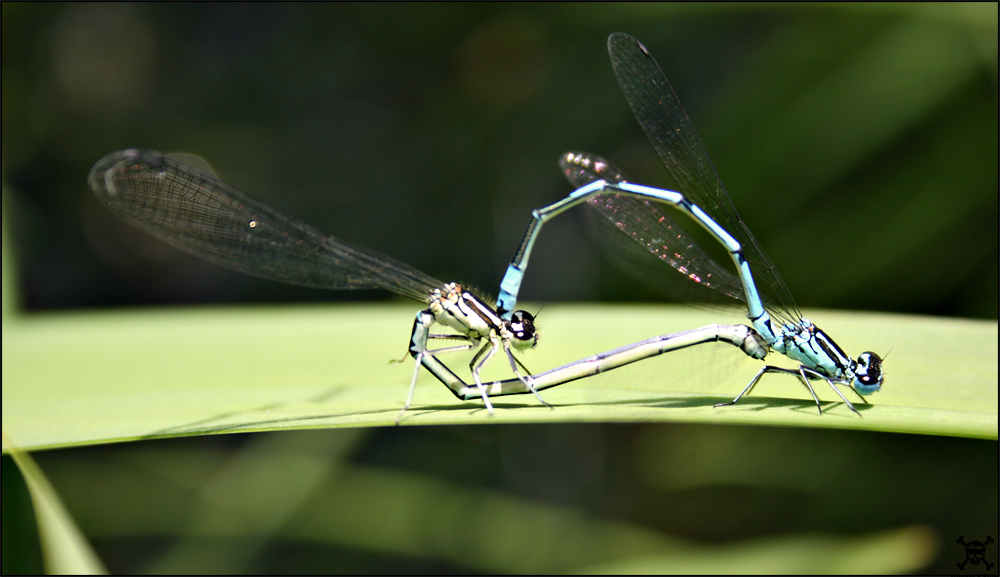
3;304;997;451
3;431;107;574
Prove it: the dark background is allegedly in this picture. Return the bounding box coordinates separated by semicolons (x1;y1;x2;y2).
3;4;997;574
4;3;997;318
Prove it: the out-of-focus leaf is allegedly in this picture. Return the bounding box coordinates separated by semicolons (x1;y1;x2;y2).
2;431;107;574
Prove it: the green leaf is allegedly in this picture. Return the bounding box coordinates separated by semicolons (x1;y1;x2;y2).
4;303;996;452
3;432;107;574
44;430;943;574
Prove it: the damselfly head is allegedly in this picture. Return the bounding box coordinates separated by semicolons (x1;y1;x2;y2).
508;310;538;350
852;351;883;395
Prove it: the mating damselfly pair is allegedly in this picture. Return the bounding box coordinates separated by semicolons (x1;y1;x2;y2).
88;33;883;421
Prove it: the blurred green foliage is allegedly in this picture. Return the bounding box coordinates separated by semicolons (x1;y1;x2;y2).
3;3;996;317
3;4;997;574
3;422;995;574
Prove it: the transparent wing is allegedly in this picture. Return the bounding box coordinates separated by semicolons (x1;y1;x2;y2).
561;152;744;307
88;149;443;302
606;32;800;327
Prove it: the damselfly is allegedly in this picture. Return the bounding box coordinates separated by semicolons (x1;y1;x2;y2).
88;149;549;422
497;33;883;415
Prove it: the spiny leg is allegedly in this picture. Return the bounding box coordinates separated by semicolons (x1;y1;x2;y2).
714;364;769;408
849;385;872;405
397;340;488;423
511;351;533;376
715;365;821;411
392;333;475;364
426;343;479;356
826;382;861;416
502;340;551;408
399;317;480;422
397;351;426;424
801;367;861;417
761;365;823;413
469;340;498;414
469;339;491;370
